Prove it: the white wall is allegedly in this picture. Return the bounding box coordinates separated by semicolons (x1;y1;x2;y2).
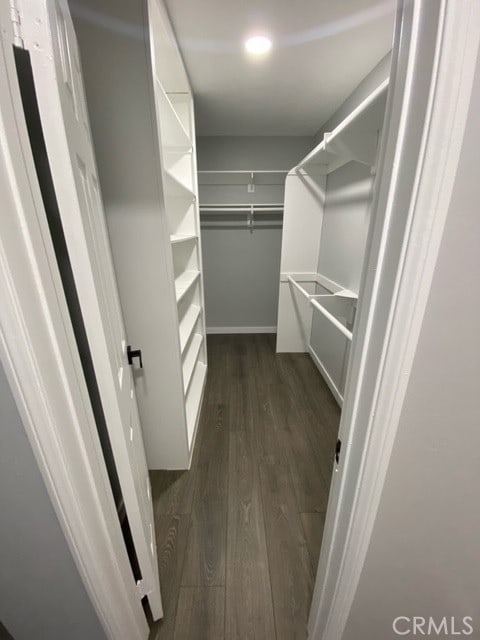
0;361;106;640
342;54;480;640
197;136;312;330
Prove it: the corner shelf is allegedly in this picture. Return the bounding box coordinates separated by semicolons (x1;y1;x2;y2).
182;333;203;394
175;270;200;303
179;304;201;353
153;77;192;152
185;360;207;447
164;168;196;201
170;233;198;245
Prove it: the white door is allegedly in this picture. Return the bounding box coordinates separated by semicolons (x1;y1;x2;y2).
17;0;162;619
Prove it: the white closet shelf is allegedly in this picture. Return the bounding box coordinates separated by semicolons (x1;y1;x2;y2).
170;233;198;245
154;77;192;152
164;169;196;201
185;360;207;447
294;79;389;175
198;169;289;186
280;272;358;299
182;333;203;394
175;270;200;303
179;304;201;353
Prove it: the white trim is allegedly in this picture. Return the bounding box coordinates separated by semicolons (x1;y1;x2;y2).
207;326;277;334
308;346;343;407
309;1;480;638
0;10;148;639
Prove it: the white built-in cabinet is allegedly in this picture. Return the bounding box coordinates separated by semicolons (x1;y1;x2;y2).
73;0;206;469
276;79;389;406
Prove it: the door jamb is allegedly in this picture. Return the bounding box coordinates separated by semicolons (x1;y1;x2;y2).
0;8;149;640
308;0;480;637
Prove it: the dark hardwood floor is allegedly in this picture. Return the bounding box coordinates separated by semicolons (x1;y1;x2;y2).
149;334;340;639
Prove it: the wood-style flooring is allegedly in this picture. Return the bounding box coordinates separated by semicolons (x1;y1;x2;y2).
149;334;340;639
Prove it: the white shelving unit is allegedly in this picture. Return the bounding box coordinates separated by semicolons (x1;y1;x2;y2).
74;0;207;471
277;78;389;406
148;0;207;468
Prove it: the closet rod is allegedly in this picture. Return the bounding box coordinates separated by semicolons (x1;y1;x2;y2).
200;202;283;207
287;276;353;341
200;206;283;213
197;169;289;174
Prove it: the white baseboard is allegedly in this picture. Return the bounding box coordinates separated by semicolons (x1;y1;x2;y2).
309;345;343;407
207;326;277;335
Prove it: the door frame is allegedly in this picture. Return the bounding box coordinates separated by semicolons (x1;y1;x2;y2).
2;2;479;640
0;6;149;640
309;0;480;637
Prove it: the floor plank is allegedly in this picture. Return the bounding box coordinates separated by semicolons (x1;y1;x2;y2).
259;461;313;640
300;513;326;574
226;431;276;639
173;587;225;640
150;515;190;639
181;403;228;586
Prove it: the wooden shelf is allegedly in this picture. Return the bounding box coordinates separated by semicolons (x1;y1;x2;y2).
175;270;200;303
185;360;207;447
154;77;192;152
170;233;197;245
182;333;203;394
179;304;201;353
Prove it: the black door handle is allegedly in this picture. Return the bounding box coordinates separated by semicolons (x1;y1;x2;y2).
127;345;143;368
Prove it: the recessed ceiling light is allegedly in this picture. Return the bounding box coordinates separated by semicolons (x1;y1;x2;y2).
245;35;272;55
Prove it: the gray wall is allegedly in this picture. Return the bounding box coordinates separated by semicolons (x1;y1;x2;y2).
197;136;312;330
315;53;391;140
0;361;106;640
342;52;480;640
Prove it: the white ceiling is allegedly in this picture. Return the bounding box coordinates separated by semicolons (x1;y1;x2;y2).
164;0;396;137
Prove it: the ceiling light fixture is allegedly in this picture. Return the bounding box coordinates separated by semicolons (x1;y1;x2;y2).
245;35;272;55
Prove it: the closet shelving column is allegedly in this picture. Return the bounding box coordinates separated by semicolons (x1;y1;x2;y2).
148;0;207;461
276;79;389;402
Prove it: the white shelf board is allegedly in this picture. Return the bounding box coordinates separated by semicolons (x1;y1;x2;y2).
164;168;196;201
170;233;197;245
175;270;200;303
154;77;192;152
179;304;201;353
198;169;288;186
182;333;203;394
295;79;389;174
186;360;207;447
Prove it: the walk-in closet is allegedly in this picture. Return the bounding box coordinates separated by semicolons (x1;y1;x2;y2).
15;0;394;636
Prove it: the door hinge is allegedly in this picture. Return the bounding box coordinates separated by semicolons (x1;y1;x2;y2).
9;0;24;48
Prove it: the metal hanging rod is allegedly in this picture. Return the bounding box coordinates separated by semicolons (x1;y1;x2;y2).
287;276;353;341
200;205;283;213
198;169;289;174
